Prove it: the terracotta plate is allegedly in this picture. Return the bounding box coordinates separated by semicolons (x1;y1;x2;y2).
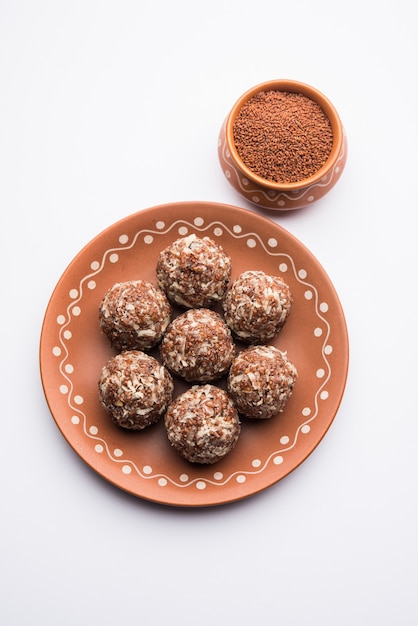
40;202;349;507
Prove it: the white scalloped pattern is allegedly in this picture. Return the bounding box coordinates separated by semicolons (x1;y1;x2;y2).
52;217;334;492
219;123;347;208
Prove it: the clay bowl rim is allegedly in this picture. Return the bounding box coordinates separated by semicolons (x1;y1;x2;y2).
225;79;344;191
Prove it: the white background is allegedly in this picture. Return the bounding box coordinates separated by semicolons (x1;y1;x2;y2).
1;1;417;624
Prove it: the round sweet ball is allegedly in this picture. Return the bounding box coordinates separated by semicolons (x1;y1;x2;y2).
165;384;241;464
160;308;235;382
227;345;298;419
156;234;232;308
99;280;171;351
98;350;174;430
222;270;292;343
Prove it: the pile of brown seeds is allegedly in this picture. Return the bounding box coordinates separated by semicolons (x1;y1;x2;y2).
233;90;333;184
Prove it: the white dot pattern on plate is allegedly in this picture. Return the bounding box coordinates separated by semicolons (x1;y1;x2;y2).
50;214;338;493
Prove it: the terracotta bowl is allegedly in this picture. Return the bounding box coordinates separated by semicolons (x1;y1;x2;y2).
218;79;347;211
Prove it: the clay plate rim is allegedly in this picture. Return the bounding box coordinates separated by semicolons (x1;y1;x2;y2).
39;201;349;507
